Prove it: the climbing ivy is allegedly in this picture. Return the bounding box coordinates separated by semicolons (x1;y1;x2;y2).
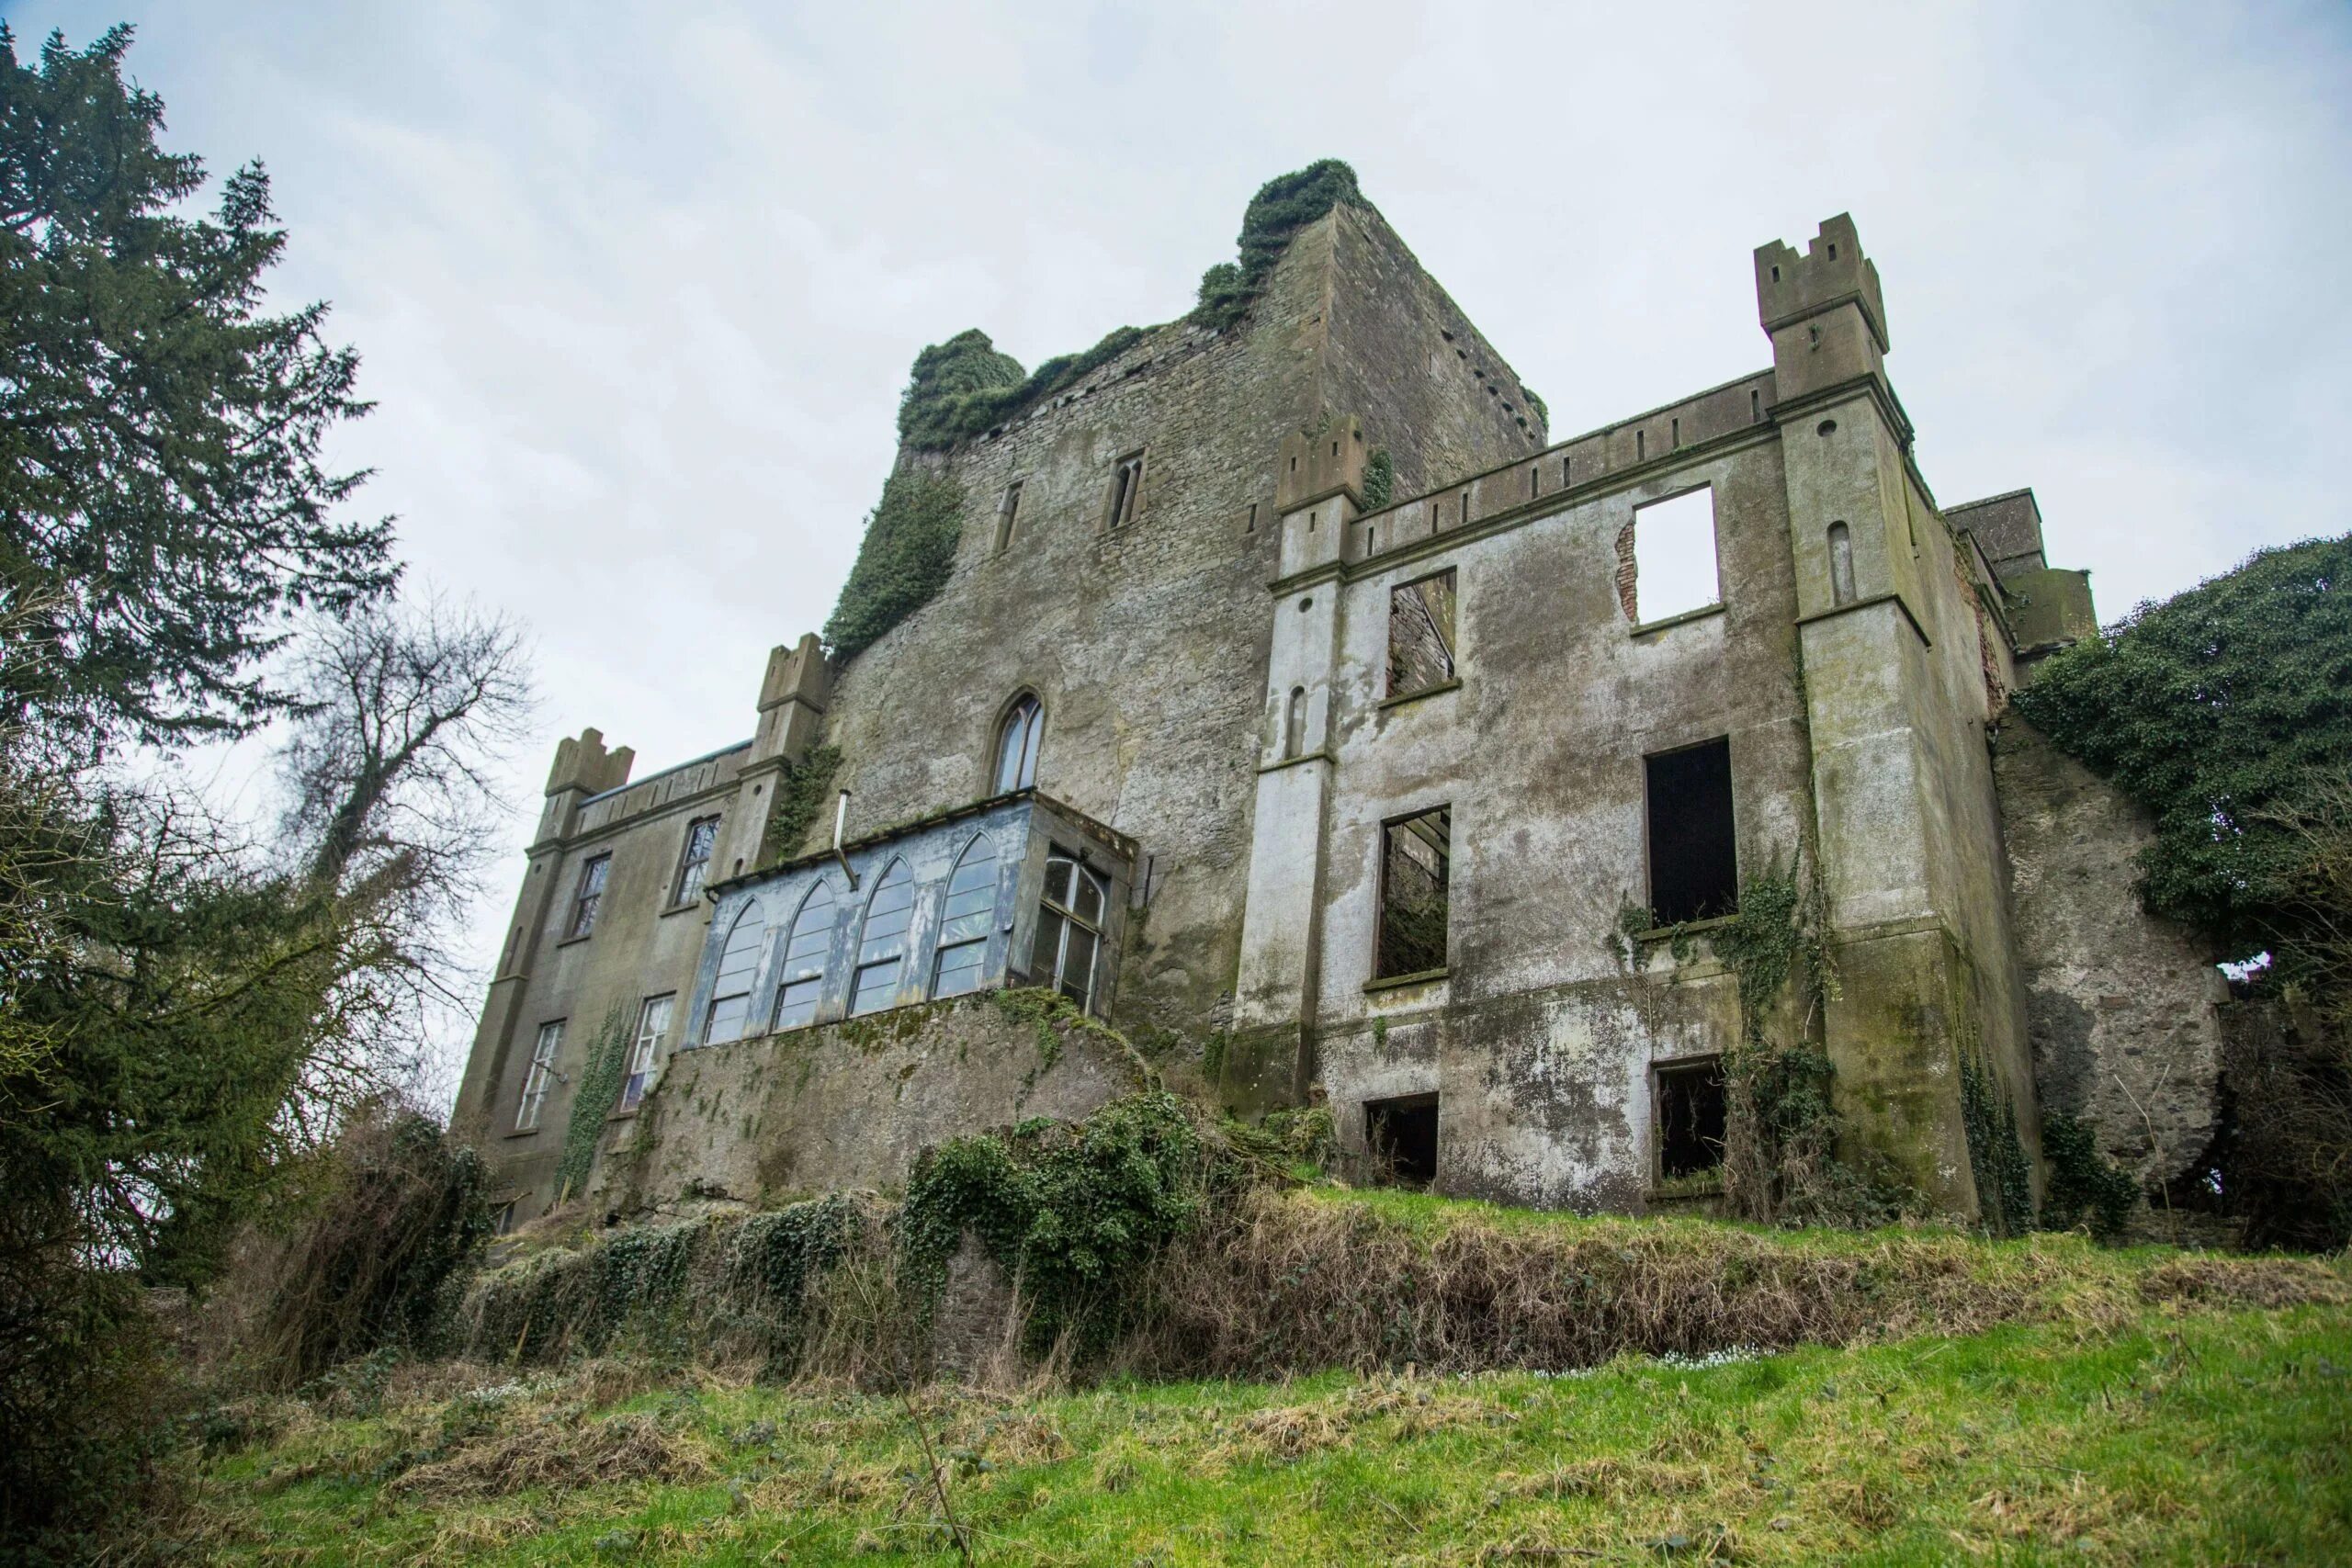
1191;159;1367;331
822;470;967;660
898;1091;1204;1355
897;325;1150;451
1959;1051;2036;1237
1520;386;1549;427
556;1004;633;1204
759;743;842;866
2038;1111;2142;1240
1362;446;1395;511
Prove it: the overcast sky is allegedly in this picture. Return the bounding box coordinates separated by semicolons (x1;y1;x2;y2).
13;1;2348;1092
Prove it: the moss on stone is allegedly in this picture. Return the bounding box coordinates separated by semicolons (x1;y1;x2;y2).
1192;159;1368;331
1362;446;1395;510
896;325;1150;452
758;743;842;866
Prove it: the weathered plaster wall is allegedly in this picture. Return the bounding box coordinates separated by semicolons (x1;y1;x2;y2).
603;994;1149;1210
1993;717;2224;1183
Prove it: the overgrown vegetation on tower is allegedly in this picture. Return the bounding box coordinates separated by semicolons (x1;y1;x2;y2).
1192;158;1366;330
820;468;968;660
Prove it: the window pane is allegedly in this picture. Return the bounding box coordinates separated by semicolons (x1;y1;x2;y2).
851;957;901;1016
781;885;837;980
857;863;914;964
1072;867;1104;926
705;994;749;1044
938;839;999;946
1043;856;1073;909
773;976;822;1031
933;939;986;998
1058;925;1098;1008
1031;907;1066;981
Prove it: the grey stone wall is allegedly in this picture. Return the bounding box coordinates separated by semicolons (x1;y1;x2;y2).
1993;717;2224;1184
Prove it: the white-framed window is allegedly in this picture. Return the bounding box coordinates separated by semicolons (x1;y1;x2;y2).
851;859;915;1016
1031;853;1106;1010
772;882;840;1031
567;852;611;939
993;696;1043;793
622;994;673;1111
516;1021;562;1132
933;835;1000;998
672;817;719;907
703;898;766;1044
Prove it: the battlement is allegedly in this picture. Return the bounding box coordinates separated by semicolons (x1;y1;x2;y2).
544;726;633;798
1755;213;1889;354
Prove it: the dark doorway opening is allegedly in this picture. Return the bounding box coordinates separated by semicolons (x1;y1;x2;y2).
1365;1093;1440;1187
1655;1059;1727;1180
1645;738;1738;925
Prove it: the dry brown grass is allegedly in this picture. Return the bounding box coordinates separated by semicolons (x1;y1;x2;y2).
383;1410;716;1503
2138;1252;2350;1308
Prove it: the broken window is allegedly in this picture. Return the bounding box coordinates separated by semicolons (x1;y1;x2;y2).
566;852;611;939
851;860;915;1016
1375;807;1452;978
1631;486;1721;624
1827;521;1856;606
1645;739;1738;925
703;898;767;1043
932;835;1000;998
1386;570;1457;698
1105;452;1144;529
516;1021;562;1132
1655;1058;1727;1180
622;994;673;1111
996;479;1023;551
1031;852;1105;1010
1365;1093;1439;1186
771;882;839;1031
994;695;1043;793
672;817;718;907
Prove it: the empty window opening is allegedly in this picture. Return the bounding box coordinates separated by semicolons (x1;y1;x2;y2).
1828;521;1857;606
566;852;611;939
1376;807;1452;978
1365;1094;1439;1187
1636;429;1645;461
932;835;1000;999
995;480;1023;551
1671;416;1681;448
851;860;915;1016
1386;570;1457;698
1283;686;1307;759
1460;491;1471;526
1631;486;1721;623
672;816;718;907
1105;453;1144;529
771;882;839;1031
1032;853;1106;1010
1366;525;1375;552
1770;264;1781;283
622;994;673;1111
1562;455;1573;487
993;695;1043;793
1247;502;1259;533
1808;324;1820;346
1656;1059;1726;1180
703;898;767;1043
1529;465;1539;498
1645;739;1738;925
1750;389;1762;423
1826;242;1838;260
516;1021;562;1132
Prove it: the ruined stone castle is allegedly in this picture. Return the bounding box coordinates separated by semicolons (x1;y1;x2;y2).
454;186;2223;1229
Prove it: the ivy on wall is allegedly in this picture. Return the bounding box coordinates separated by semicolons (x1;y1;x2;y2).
897;325;1149;451
2038;1110;2141;1240
556;1003;632;1204
758;743;842;867
1959;1050;2036;1238
822;471;968;660
1362;446;1395;511
1193;159;1367;331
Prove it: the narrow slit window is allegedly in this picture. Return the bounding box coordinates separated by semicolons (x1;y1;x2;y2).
622;994;673;1111
932;836;1000;999
1030;853;1106;1011
1365;1093;1439;1186
1631;486;1721;624
672;817;718;907
1828;521;1857;606
995;480;1023;551
1671;416;1681;448
1284;686;1307;759
1636;429;1645;461
702;899;767;1043
993;695;1043;793
516;1021;562;1132
1375;807;1451;979
851;860;915;1016
1385;569;1457;698
1645;739;1738;925
1750;389;1762;423
771;883;839;1031
1105;452;1144;529
1655;1058;1727;1180
566;852;611;939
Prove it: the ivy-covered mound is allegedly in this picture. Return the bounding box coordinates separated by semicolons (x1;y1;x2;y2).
820;468;967;660
1192;157;1366;330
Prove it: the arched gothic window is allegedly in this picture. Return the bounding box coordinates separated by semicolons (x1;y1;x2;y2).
771;883;839;1031
850;860;915;1016
703;898;766;1044
933;835;1000;998
1031;853;1107;1010
993;695;1043;793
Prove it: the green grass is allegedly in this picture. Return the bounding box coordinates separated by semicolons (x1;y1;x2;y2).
165;1300;2352;1564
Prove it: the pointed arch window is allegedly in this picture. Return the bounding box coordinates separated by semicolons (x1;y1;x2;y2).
851;860;915;1016
1031;854;1107;1010
993;696;1043;793
703;898;766;1044
1283;686;1307;760
933;836;1000;998
771;883;839;1032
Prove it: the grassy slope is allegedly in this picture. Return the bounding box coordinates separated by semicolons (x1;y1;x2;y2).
167;1195;2352;1565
